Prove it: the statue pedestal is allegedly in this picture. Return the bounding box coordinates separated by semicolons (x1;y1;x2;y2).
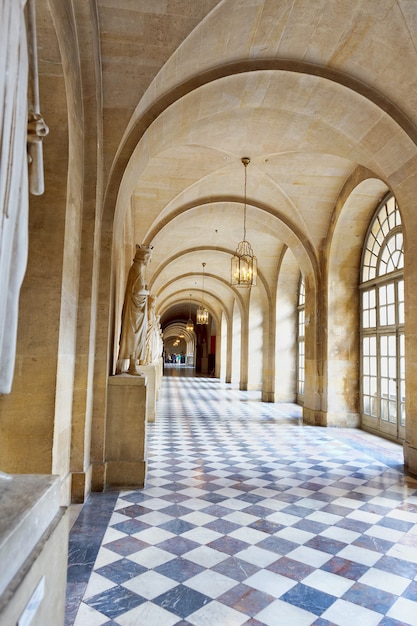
138;364;158;422
106;374;148;488
0;475;68;626
157;356;163;398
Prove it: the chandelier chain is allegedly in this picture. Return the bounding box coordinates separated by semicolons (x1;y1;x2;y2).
242;157;249;242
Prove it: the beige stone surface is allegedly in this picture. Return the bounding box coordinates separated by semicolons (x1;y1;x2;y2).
0;475;67;626
105;375;148;489
3;0;417;512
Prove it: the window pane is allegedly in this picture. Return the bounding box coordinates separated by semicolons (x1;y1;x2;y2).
297;275;305;396
387;304;395;325
398;280;404;324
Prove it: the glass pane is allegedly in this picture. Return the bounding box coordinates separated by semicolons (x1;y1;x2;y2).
363;196;403;283
400;400;405;427
369;309;376;327
387;304;395;325
387;283;395;303
398;280;404;324
369;289;376;308
399;332;406;427
370;335;376;354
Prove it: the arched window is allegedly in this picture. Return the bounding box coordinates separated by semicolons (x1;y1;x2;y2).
360;194;405;442
297;274;305;400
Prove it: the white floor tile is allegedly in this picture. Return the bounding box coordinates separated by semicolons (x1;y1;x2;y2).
83;573;116;600
220;498;251;511
364;524;404;542
387;543;417;564
180;511;217;526
274;527;315;545
73;602;109;626
101;527;127;544
286;545;332;568
245;570;296;598
116;601;179;626
322;598;381;626
188;600;247;626
320;525;360;544
306;510;343;525
235;545;278;567
132;526;174;545
182;526;222;544
264;511;300;526
182;545;228;567
302;569;354;597
122;570;177;599
229;526;269;544
345;509;382;524
128;546;176;568
222;511;258;526
336;544;382;567
184;569;237;598
137;511;173;525
255;598;315;626
388;509;417;523
358;567;410;595
93;546;122;569
387;596;417;625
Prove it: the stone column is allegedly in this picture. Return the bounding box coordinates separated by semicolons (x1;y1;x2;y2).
239;299;249;391
302;273;325;425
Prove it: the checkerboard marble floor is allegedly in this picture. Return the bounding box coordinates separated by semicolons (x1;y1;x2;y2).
66;371;417;626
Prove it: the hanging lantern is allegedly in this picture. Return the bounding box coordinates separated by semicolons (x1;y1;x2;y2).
231;157;257;287
186;293;194;332
196;262;209;325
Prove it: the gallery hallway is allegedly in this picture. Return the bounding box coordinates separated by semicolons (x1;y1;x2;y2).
66;374;417;626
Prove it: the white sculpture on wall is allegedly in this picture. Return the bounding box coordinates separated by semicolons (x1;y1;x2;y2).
144;295;163;365
116;244;153;375
0;0;48;395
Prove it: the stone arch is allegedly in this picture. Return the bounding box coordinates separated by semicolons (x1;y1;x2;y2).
275;247;300;402
325;168;390;426
163;322;195;366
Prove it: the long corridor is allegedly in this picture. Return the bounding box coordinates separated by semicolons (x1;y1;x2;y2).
66;374;417;626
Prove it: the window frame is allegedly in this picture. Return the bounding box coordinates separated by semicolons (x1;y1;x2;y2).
297;274;305;402
360;193;405;442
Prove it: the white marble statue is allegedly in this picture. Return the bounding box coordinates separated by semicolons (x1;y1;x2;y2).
144;295;163;365
0;0;48;395
116;245;153;374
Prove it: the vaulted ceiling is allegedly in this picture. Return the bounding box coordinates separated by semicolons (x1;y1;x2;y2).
40;1;417;334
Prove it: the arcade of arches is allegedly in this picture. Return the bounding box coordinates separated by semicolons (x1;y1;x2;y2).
3;0;417;512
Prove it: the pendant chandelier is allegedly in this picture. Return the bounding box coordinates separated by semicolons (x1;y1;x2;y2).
196;262;209;325
186;293;194;332
231;157;257;287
